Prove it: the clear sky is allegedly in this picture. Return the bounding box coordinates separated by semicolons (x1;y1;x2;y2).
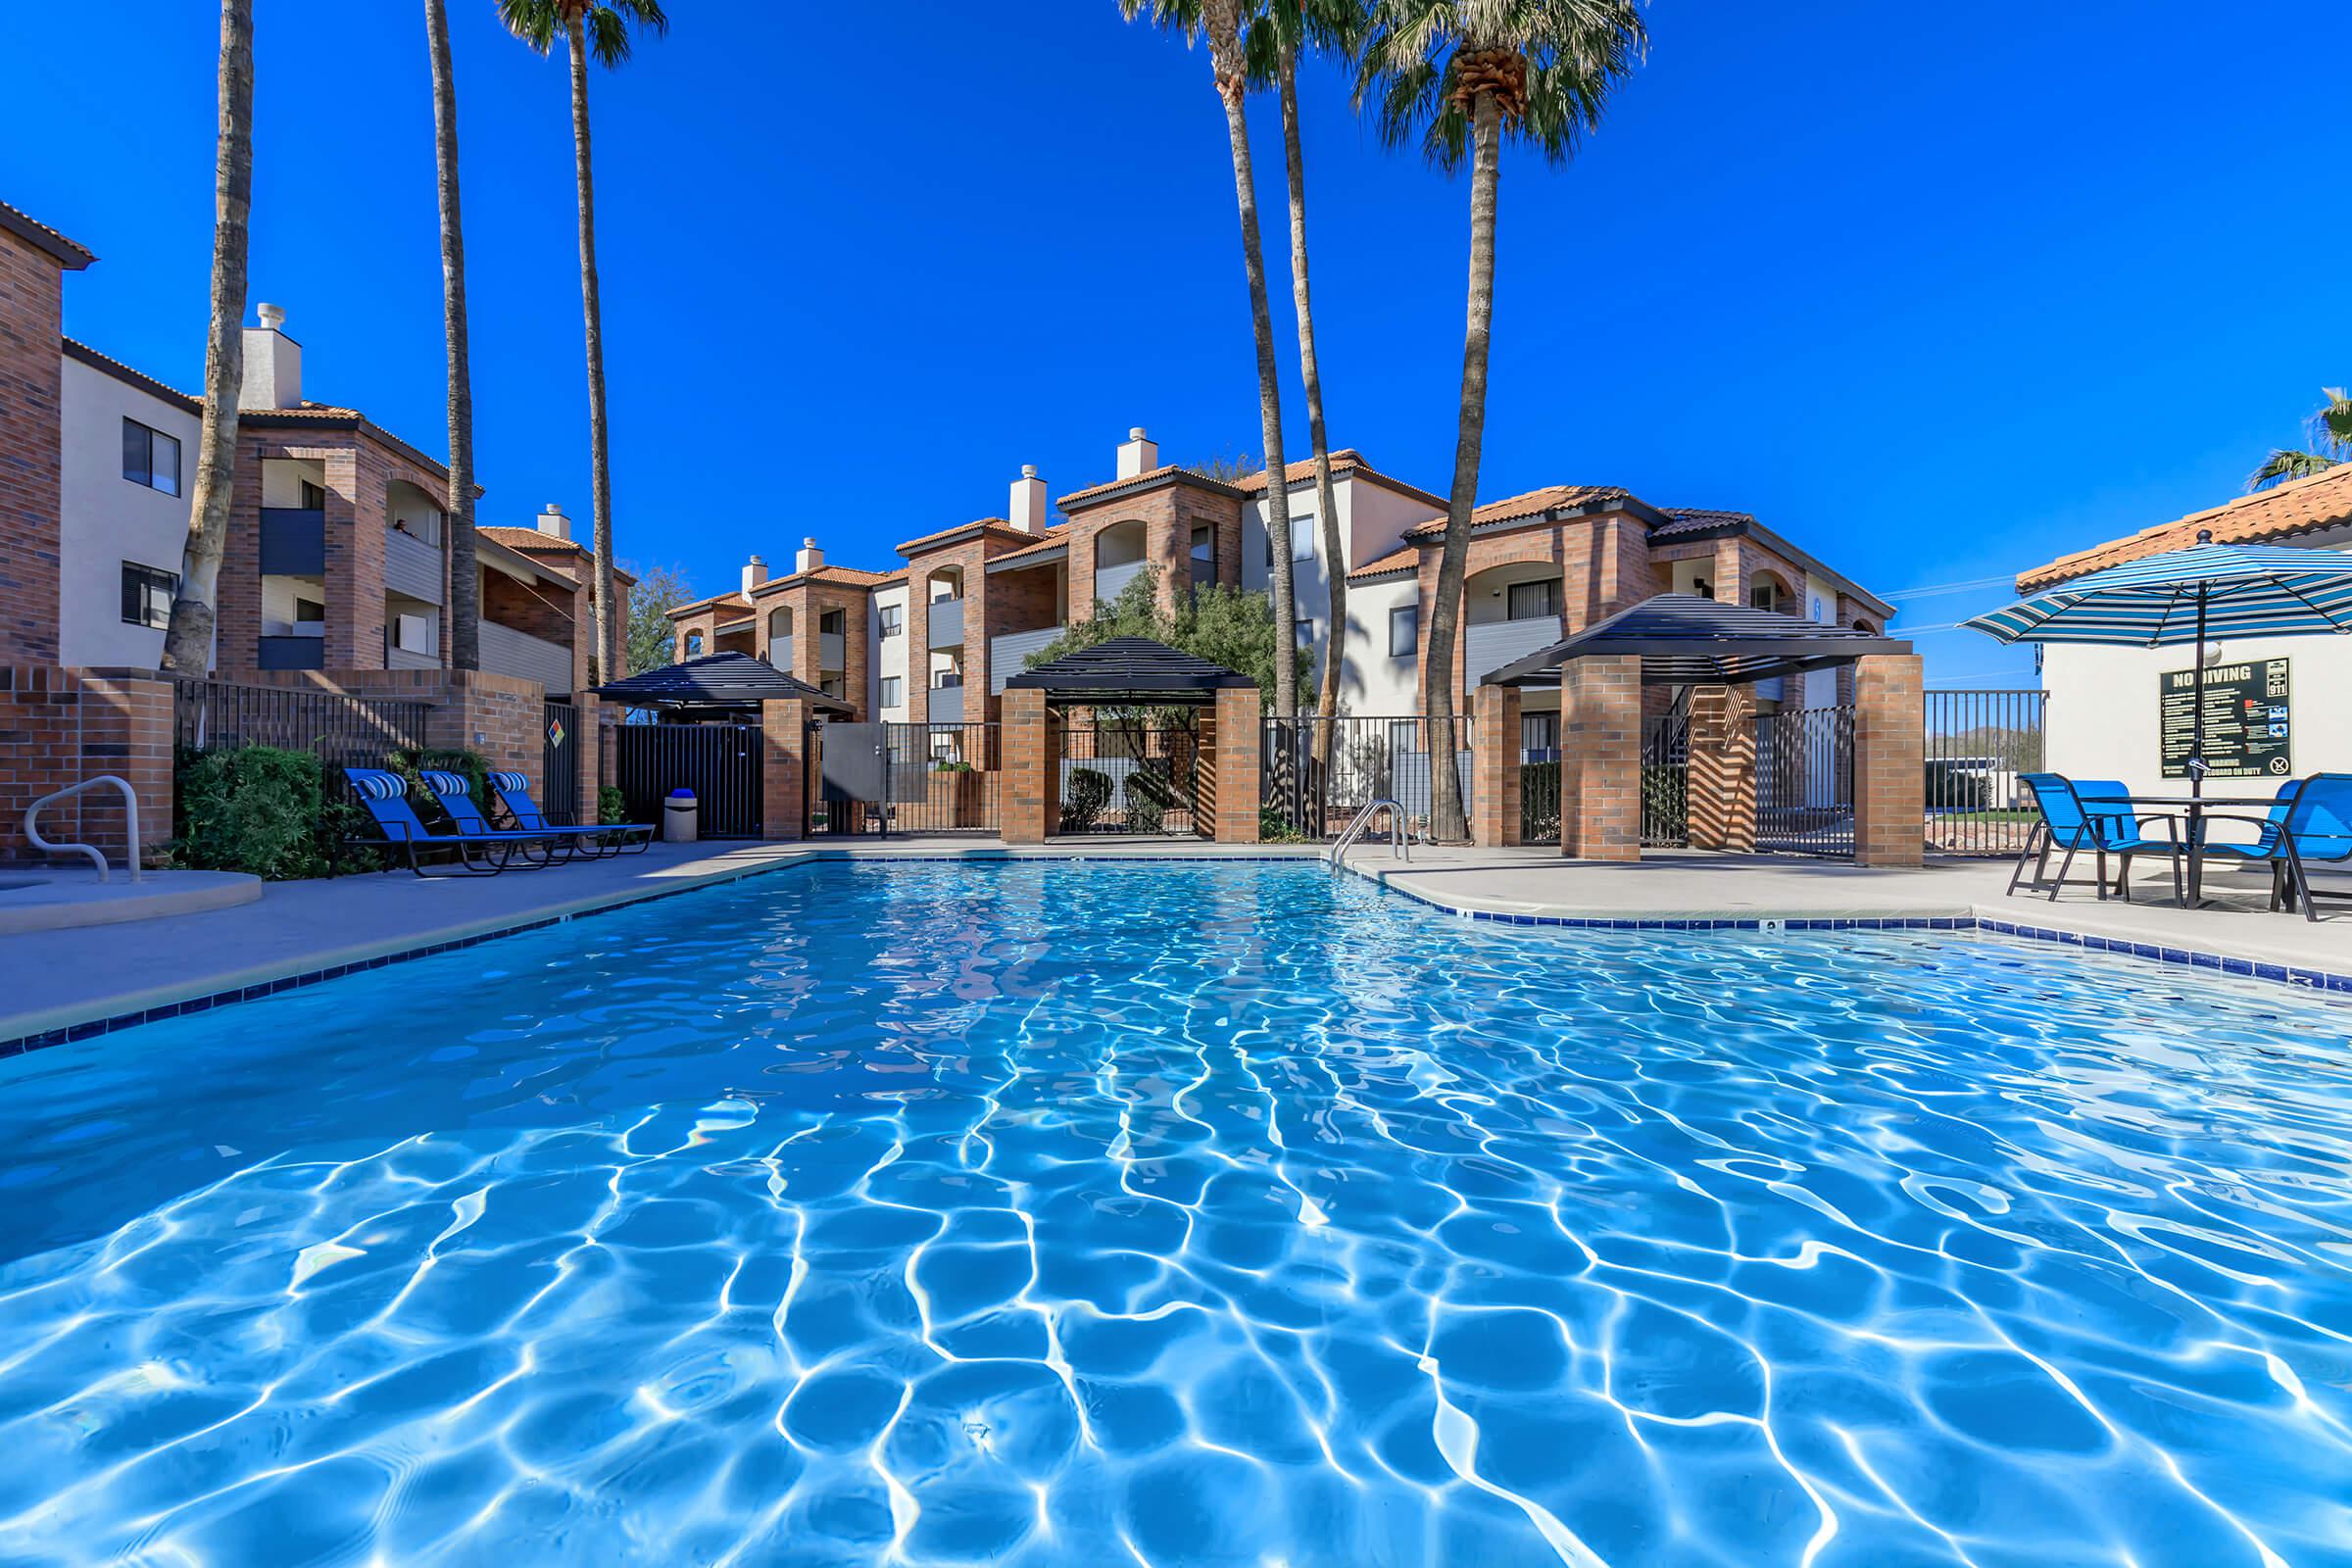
7;2;2347;684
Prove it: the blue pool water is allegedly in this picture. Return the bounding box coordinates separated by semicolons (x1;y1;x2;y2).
2;861;2350;1566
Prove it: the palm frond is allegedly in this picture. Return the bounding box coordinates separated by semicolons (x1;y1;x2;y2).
2248;449;2341;491
496;0;559;54
2315;387;2352;451
1356;0;1646;170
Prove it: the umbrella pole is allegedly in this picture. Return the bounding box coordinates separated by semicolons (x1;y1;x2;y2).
2191;587;2208;801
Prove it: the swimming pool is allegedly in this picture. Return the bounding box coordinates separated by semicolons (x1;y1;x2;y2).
1;860;2348;1565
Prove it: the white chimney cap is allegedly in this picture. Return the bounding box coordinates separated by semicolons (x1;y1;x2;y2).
257;302;286;330
748;553;766;564
804;536;818;549
1021;464;1038;479
1128;426;1148;441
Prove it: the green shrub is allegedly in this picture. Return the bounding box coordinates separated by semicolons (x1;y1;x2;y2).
390;747;488;825
1519;760;1562;842
1126;766;1176;835
598;785;628;825
172;745;330;880
1063;766;1113;832
1259;805;1313;844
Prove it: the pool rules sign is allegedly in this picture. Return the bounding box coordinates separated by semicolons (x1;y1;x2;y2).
2159;657;2291;779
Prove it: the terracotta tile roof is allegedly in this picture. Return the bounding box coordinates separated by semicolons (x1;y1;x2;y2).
238;403;454;484
0;200;94;269
985;525;1072;566
1348;544;1421;582
474;526;635;586
1054;464;1199;510
2017;465;2352;590
1650;507;1756;538
1057;450;1449;514
61;337;197;411
666;590;753;620
747;564;899;592
894;516;1029;555
1402;483;1635;539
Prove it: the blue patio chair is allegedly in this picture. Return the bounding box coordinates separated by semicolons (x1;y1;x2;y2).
2266;774;2352;922
2193;779;2298;910
415;770;587;866
2009;773;2183;904
340;768;557;877
486;771;653;858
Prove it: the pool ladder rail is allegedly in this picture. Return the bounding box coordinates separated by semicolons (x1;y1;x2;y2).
1328;798;1410;868
24;773;143;883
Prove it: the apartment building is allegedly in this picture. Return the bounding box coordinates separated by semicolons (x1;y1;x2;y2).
1;198;617;692
670;426;1894;730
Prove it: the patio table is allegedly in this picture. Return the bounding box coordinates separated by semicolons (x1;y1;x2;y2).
2080;792;2281;906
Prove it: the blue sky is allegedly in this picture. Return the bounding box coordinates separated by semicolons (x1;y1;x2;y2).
7;2;2348;684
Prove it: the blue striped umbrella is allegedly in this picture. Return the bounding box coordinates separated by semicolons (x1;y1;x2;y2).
1963;530;2352;791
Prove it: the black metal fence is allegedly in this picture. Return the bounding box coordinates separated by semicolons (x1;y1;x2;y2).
172;678;430;767
1925;689;2045;857
1262;714;1476;840
1060;721;1200;835
614;721;762;839
542;701;580;824
808;722;1001;836
1642;706;1691;848
1755;703;1855;857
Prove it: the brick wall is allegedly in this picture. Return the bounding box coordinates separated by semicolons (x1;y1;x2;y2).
1559;656;1642;861
1853;654;1925;867
1001;686;1052;844
1209;685;1261;842
0;665;173;867
1470;682;1522;847
759;697;808;841
1063;477;1241;622
0;234;66;663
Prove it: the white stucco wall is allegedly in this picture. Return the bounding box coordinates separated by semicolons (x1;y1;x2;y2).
59;357;200;668
1343;574;1422;714
2042;635;2351;798
873;582;907;717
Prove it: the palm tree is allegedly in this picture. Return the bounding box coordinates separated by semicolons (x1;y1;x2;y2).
1358;0;1646;840
162;0;255;675
498;0;667;686
425;0;481;670
2248;387;2352;491
1121;0;1301;720
1251;0;1364;774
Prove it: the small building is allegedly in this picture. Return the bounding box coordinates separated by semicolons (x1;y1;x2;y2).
2020;465;2352;793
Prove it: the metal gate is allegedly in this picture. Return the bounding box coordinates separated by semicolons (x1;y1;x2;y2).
614;721;762;838
1261;714;1475;840
1754;704;1854;857
1060;721;1200;835
1925;689;2044;857
808;721;998;836
542;701;580;824
1642;705;1691;848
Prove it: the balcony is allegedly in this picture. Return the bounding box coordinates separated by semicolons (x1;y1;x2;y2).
383;526;445;604
259;634;324;671
259;508;325;575
1094;559;1149;606
819;631;847;669
1464;615;1563;688
770;635;793;671
480;619;572;694
990;625;1064;693
927;597;964;648
926;679;966;725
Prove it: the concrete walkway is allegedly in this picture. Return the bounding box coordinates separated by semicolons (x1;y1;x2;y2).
5;837;2347;1046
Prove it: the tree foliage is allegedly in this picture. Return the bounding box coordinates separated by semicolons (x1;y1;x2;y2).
2248;387;2352;491
622;561;696;675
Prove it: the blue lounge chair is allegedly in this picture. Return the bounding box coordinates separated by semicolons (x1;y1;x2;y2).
2010;773;2183;904
2265;774;2352;922
486;770;653;858
340;768;564;877
416;770;600;865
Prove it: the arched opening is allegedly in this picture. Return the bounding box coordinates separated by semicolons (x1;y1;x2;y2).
1462;563;1564;694
767;607;794;670
1747;567;1801;614
683;629;705;659
1093;518;1152;606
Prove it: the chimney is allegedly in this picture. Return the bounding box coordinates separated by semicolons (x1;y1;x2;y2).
795;536;824;574
742;554;768;594
238;302;302;411
536;502;570;541
1009;464;1048;533
1115;426;1158;479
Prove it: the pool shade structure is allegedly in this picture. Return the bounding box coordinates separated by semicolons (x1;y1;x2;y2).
999;638;1262;845
591;652;854;719
1473;593;1921;866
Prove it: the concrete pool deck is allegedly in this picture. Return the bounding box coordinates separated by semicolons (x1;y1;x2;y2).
3;837;2348;1050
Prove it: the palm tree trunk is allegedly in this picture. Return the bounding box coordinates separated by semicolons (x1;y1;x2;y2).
567;11;618;686
162;0;254;676
426;0;480;672
1209;1;1297;721
1425;89;1501;845
1280;43;1345;794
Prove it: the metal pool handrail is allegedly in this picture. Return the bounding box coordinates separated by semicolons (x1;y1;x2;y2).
1329;798;1409;868
24;774;143;884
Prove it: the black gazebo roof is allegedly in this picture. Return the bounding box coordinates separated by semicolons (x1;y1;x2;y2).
1003;636;1257;706
591;651;855;713
1483;593;1912;687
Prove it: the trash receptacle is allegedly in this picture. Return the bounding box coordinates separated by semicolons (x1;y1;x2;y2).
663;788;699;844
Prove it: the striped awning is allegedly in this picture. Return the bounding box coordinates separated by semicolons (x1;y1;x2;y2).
1964;542;2352;646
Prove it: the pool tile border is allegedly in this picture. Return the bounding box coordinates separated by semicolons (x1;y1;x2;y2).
6;851;2348;1060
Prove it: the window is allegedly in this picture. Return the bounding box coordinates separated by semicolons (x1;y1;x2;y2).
122;418;181;496
820;608;846;636
300;479;326;510
880;675;904;709
684;631;705;658
1298;618;1315;646
1191;525;1213;569
293;598;324;623
1292;514;1315;562
819;676;846;700
1390;603;1418;659
879;604;903;639
1521;710;1560;760
1506;579;1558;620
1750;581;1782;612
120;562;176;629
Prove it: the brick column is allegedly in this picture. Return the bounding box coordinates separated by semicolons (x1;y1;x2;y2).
1211;685;1261;843
1002;686;1051;844
1686;683;1756;852
1471;683;1522;848
1853;654;1925;867
574;694;603;821
0;667;174;868
428;669;542;784
1559;656;1642;861
760;697;808;841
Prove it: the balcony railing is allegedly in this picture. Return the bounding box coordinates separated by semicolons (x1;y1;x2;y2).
259;508;325;576
926;680;967;725
927;597;965;648
818;631;847;669
258;634;325;671
770;635;794;672
479;620;572;695
383;526;445;604
1464;615;1563;688
990;625;1064;693
1094;558;1149;606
